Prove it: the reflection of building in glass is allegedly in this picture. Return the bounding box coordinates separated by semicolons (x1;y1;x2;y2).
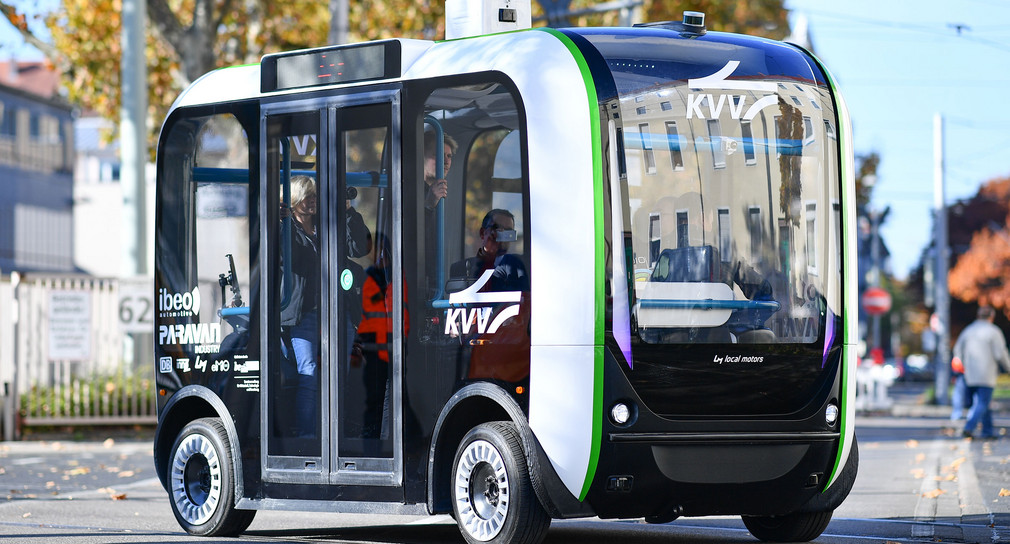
0;62;75;273
611;58;841;344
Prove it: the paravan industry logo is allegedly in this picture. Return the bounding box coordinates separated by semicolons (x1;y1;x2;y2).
159;286;201;318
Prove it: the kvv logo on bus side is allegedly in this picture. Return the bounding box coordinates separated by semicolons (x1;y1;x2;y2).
686;60;779;120
442;269;521;336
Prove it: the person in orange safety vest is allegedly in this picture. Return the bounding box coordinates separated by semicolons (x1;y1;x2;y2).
356;234;408;438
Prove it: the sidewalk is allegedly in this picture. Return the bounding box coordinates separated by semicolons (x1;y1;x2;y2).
852;378;1010;543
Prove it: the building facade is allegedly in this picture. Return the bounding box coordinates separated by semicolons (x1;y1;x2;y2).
0;62;75;274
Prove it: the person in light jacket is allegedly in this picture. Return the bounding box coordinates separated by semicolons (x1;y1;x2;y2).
953;306;1010;439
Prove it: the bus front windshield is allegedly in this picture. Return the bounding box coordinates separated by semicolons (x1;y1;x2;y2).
586;30;843;347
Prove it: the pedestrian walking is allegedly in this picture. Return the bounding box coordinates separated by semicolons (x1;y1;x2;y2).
953;306;1010;439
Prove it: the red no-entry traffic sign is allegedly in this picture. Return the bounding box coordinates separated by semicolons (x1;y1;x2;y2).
861;287;892;315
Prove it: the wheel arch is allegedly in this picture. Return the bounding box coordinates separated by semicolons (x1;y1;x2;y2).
154;385;243;501
427;382;548;515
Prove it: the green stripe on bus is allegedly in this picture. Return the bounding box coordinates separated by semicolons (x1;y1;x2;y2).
809;47;854;489
538;27;604;502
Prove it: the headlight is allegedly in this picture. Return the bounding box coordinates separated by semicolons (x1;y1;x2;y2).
610;402;631;425
825;403;839;426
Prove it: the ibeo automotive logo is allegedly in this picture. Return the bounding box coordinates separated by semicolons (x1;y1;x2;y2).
159;286;201;318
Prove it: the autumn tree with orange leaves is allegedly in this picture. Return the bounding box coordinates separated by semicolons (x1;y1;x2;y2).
0;0;786;151
948;177;1010;317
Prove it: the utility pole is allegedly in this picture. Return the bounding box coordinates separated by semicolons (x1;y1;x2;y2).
121;0;149;371
933;113;951;405
329;0;348;45
121;0;148;277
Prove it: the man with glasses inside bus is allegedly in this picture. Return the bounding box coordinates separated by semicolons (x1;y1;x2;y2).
449;209;530;383
450;209;528;292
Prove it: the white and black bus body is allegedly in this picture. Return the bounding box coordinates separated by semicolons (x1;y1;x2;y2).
153;12;857;544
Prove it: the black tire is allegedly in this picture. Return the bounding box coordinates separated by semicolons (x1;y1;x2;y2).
742;510;833;542
168;417;256;536
451;421;551;544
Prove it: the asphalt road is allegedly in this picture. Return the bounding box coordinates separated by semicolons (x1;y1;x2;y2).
2;392;1010;543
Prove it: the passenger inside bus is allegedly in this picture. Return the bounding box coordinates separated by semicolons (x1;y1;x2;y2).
422;129;457;294
449;208;528;292
279;175;321;438
343;191;372;380
449;209;530;383
356;233;408;441
423;130;457;211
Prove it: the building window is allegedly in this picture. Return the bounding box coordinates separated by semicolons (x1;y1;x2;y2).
665;121;683;171
649;212;661;266
707;119;725;169
718;208;730;262
0;103;13;136
824;119;835;140
639;123;656;174
748;206;762;259
676;211;689;248
740;120;756;165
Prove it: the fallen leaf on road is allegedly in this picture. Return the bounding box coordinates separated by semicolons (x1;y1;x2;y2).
117;471;135;478
103;438;115;448
111;493;127;501
910;468;925;479
22;512;30;518
922;488;946;499
65;467;90;476
906;439;919;448
999;488;1010;497
914;453;926;463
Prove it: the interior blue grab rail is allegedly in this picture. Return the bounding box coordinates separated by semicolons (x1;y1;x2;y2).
192;167;388;187
638;299;781;311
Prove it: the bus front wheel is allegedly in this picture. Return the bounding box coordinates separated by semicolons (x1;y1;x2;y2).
451;421;551;544
742;510;832;542
168;417;255;536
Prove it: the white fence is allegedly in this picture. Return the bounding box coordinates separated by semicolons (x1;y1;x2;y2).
0;274;156;439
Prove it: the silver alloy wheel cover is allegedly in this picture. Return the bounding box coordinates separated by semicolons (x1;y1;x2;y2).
454;438;511;541
171;433;223;525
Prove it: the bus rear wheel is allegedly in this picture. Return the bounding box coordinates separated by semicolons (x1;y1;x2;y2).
742;510;832;542
168;417;255;536
451;421;550;544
